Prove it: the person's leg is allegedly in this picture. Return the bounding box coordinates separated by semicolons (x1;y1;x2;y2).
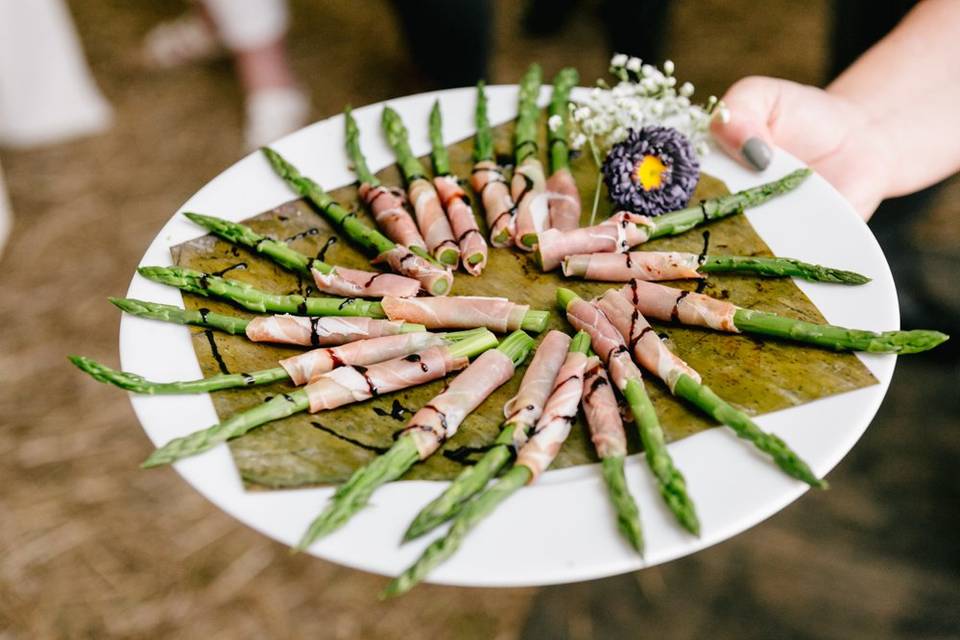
390;0;492;88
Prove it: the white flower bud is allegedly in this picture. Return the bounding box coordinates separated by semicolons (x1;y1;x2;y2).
626;57;642;73
679;82;694;97
548;114;563;132
611;53;628;67
663;59;675;75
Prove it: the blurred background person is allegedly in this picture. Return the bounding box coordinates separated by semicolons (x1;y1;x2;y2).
143;0;309;149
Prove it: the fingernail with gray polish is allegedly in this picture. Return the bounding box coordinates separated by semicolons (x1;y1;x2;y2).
741;137;772;171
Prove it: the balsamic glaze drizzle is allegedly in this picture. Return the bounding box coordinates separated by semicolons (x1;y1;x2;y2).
443;444;493;466
285;227;320;243
373;399;414;421
316;236;337;262
311;421;388;454
204;330;230;374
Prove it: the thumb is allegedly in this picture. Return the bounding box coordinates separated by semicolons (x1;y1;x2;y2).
710;76;795;171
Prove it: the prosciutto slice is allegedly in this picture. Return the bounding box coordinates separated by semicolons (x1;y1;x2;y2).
545;167;581;231
402;349;515;459
279;332;446;385
470;160;516;247
502;330;571;448
596;289;700;392
374;245;453;297
620;279;738;332
433;175;488;276
311;266;420;298
245;315;411;346
304;345;467;413
562;251;702;282
515;349;588;481
381;296;529;332
511;157;548;250
563;297;644;390
537;211;655;272
358;183;426;250
582;357;627;459
408;178;459;264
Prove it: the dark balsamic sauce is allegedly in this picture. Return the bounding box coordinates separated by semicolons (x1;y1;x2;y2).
311;421;388;454
316;236;337;262
309;317;321;347
403;353;429;373
671;291;691;321
338;298;357;311
443;444;493;466
352;365;378;396
285;227;320;243
373;398;414;421
204;330;230;374
240;373;256;385
697;230;711;266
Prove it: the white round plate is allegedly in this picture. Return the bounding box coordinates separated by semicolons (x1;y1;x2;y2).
120;86;897;587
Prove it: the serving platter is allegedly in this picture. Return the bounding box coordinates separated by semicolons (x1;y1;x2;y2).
119;85;897;587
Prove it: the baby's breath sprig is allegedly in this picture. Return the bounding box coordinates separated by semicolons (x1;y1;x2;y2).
569;54;725;222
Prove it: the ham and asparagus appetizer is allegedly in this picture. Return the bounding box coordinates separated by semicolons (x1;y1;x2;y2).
69;329;485;394
140;329;498;468
296;330;535;549
544;67;581;231
535;168;812;271
596;287;825;488
383;331;592;597
108;298;424;345
557;288;698;534
345;107;432;258
513;63;549;250
138;266;388;318
471;81;517;247
581;356;644;552
620;279;948;353
562;249;870;285
380;295;550;333
262;147;453;296
403;329;571;540
381;106;460;266
429;100;488;275
184;213;421;298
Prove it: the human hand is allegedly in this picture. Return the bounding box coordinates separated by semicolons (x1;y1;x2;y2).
710;77;892;220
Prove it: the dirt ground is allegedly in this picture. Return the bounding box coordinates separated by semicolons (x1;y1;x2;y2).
1;1;958;638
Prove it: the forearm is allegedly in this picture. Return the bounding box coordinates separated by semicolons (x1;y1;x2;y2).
828;0;960;199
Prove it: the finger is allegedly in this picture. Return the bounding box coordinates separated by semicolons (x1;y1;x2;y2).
710;76;782;171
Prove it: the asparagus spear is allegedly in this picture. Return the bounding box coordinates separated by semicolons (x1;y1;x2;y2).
700;255;870;284
296;330;535;549
261;147;451;295
137;265;385;317
344;106;379;187
473;80;495;163
597;287;825;488
381;106;460;266
557;287;699;534
428;101;452;178
647;169;812;240
141;330;498;468
109;297;251;335
384;331;592;597
182;212;340;278
69;329;483;395
547;67;578;174
515;63;543;165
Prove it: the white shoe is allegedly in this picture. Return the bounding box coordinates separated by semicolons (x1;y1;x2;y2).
142;14;222;69
243;87;310;150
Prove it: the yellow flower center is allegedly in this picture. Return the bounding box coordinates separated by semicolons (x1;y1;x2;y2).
634;155;667;191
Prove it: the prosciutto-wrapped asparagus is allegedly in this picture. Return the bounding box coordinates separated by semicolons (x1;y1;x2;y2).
380;295;550;333
345;107;430;253
429;101;488;275
141;330;498;468
381;106;460;266
581;357;644;552
536;169;814;272
245;315;419;347
403;329;571;540
513;64;550;250
183;213;421;298
544;67;581;231
562;250;870;284
262;147;452;296
557;287;698;534
384;331;592;597
471;81;517;246
138;266;386;318
296;330;534;549
620;279;948;353
597;288;825;487
70;330;479;394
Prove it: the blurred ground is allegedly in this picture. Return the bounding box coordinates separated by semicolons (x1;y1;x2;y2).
1;1;958;638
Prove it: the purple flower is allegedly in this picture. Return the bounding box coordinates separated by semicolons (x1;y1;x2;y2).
602;126;700;215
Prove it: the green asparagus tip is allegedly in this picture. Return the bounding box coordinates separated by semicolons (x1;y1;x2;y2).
555;287;580;310
496;330;536;366
891;330;950;354
521;233;538;248
439;248;459;266
570;330;591;354
108;296;137;312
520;310;551;333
